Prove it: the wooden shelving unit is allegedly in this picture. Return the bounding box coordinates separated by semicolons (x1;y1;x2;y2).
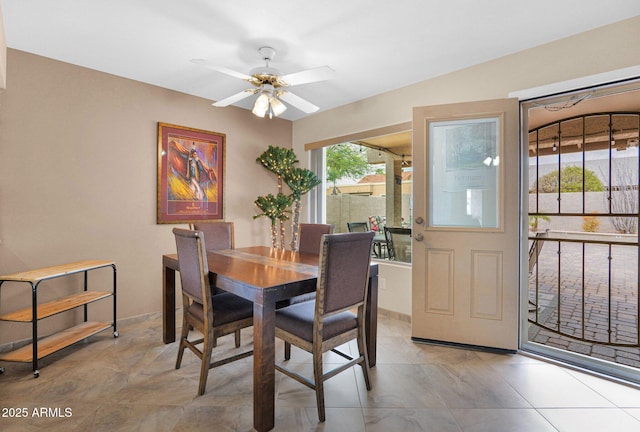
0;260;117;377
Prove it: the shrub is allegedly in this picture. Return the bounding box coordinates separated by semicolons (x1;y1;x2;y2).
531;166;604;193
529;215;550;232
582;214;600;232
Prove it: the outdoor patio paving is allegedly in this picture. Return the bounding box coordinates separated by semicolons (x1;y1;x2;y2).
528;237;640;368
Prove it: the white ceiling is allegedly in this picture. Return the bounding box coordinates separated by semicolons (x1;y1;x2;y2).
2;0;639;121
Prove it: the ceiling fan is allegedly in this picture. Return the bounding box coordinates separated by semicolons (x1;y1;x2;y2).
192;46;335;118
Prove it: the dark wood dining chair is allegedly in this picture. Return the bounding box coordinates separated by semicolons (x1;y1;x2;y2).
191;221;242;346
172;228;253;396
298;223;334;254
274;231;375;422
280;223;335;311
191;221;234;251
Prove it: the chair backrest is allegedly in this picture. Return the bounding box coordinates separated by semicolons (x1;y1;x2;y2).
316;231;374;316
386;227;411;261
383;226;395;260
298;223;334;254
192;222;234;251
347;222;369;232
173;228;211;305
528;231;549;273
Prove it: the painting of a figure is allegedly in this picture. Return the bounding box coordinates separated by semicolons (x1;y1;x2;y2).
168;140;217;202
157;123;225;223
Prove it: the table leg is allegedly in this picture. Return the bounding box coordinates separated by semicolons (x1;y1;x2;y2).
162;264;176;344
366;273;378;366
253;299;276;432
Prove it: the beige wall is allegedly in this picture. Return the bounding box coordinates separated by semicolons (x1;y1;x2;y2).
0;50;291;344
378;263;412;317
0;3;6;89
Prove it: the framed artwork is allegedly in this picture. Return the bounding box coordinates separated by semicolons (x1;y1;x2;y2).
157;122;225;224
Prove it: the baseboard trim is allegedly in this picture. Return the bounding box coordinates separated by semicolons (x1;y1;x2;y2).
378;308;411;323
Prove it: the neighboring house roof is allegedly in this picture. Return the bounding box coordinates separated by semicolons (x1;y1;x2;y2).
358;172;412;184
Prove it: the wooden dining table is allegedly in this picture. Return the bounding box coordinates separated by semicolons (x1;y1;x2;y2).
162;246;378;432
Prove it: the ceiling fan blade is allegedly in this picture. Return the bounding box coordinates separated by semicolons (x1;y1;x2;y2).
279;91;319;114
212;89;256;107
191;59;253;81
279;66;336;86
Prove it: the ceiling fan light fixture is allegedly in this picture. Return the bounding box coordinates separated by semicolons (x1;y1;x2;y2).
194;46;334;118
252;92;270;117
269;96;287;117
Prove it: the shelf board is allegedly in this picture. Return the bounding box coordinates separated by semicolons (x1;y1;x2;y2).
0;291;112;322
0;321;112;363
0;260;115;283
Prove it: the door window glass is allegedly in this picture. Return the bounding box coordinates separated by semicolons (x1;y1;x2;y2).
428;116;501;229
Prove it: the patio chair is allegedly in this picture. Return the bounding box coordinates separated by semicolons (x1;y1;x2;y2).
347;221;369;232
384;227;411;262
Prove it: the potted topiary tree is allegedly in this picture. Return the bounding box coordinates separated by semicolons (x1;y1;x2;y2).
285;167;321;250
255;146;320;250
253;193;293;248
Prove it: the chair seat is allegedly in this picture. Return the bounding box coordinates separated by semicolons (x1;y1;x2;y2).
291;292;316;304
275;301;357;343
188;292;253;325
277;291;316;309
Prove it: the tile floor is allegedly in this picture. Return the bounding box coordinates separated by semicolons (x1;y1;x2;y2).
1;312;639;431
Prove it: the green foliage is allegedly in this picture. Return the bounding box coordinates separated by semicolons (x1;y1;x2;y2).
285;167;321;200
256;146;298;178
254;146;300;225
531;166;604;193
326;143;372;187
254;146;321;249
528;215;550;231
253;193;293;225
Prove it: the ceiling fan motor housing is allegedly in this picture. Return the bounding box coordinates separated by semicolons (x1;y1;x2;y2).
249;66;283;86
251;47;282;86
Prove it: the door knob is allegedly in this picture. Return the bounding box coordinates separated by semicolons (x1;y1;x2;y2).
415;216;424;225
415;233;424;241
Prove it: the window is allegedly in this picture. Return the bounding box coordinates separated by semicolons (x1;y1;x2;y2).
309;129;413;262
428;116;501;229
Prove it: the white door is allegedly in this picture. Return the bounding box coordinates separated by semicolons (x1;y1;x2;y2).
412;99;520;351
